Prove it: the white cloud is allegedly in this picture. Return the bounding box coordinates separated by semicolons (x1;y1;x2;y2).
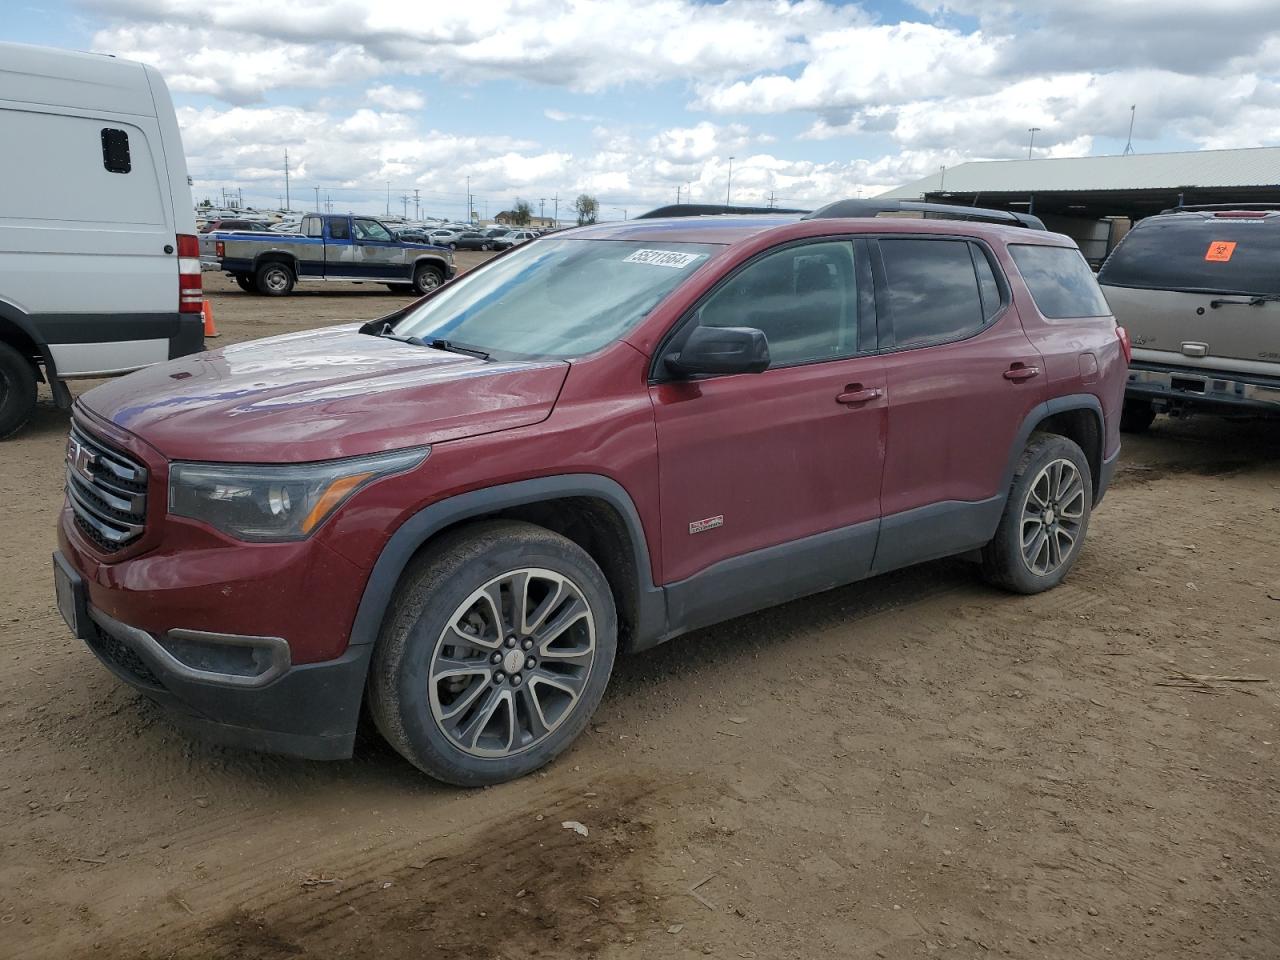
365;84;424;110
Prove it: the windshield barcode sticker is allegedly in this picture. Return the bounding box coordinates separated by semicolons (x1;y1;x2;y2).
623;249;704;268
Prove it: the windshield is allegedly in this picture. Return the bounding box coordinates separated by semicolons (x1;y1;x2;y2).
1099;215;1280;297
393;237;721;359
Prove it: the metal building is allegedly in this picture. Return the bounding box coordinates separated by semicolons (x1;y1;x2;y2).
877;146;1280;263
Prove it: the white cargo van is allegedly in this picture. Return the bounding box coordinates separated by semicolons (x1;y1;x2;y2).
0;42;202;437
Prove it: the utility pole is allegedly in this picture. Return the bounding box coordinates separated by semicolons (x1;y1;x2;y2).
676;184;681;204
539;197;546;224
313;185;320;212
1027;127;1041;159
1123;104;1137;156
413;189;420;220
401;194;410;218
466;175;471;223
552;194;559;227
725;156;735;205
325;192;332;213
386;181;390;216
284;149;290;212
766;190;776;209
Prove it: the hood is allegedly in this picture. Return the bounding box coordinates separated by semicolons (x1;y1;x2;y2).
79;324;570;463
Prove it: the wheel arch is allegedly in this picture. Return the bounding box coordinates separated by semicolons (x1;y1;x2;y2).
0;299;56;384
1008;395;1106;499
348;475;666;659
252;251;298;275
412;254;449;273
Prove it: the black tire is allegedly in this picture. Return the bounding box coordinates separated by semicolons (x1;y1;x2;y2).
1120;399;1156;433
482;242;492;251
367;520;617;786
412;263;444;296
981;433;1093;595
255;261;295;296
0;341;38;440
233;274;255;293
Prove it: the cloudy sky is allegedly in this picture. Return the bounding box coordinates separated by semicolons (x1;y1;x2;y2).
8;1;1280;220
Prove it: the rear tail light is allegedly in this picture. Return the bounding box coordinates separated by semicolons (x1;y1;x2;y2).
1116;325;1132;365
215;240;225;258
177;234;203;314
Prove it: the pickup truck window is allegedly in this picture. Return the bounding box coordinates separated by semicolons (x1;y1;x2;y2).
329;218;350;240
355;219;392;242
394;237;721;360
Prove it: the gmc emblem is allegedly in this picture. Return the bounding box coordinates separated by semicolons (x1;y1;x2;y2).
66;436;96;485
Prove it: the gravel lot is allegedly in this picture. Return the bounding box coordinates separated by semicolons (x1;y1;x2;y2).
2;265;1278;959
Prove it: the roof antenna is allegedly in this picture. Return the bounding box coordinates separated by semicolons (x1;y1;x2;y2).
1123;105;1136;156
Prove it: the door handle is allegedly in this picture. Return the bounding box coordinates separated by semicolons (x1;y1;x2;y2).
1003;364;1041;382
835;386;882;405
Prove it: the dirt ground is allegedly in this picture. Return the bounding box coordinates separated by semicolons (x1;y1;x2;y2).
2;266;1278;959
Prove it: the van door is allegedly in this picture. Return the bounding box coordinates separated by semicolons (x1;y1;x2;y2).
0;103;175;377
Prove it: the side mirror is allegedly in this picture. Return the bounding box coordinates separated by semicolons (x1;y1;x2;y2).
665;325;770;377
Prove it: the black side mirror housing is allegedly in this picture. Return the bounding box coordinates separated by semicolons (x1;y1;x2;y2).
665;325;770;377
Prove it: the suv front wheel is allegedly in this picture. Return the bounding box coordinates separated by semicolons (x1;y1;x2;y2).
981;434;1093;594
368;520;617;786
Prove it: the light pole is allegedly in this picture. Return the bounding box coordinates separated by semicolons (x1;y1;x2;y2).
1027;127;1041;159
313;185;320;212
613;207;627;221
725;156;735;205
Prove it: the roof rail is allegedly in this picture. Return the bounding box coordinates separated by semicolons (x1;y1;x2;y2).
802;199;1047;231
635;203;809;219
1159;202;1280;214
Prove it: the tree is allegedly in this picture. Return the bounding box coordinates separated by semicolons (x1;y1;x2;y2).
574;194;598;226
511;200;533;226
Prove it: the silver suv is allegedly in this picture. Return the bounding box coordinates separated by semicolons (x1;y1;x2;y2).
1099;205;1280;431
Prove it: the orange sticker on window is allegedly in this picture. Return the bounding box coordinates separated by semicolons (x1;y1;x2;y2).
1205;241;1237;262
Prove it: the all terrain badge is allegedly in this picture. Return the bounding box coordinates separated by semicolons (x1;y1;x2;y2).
689;515;724;534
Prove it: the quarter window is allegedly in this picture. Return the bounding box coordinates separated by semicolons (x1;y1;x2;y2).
692;242;859;368
1010;244;1111;318
303;216;322;237
878;238;986;348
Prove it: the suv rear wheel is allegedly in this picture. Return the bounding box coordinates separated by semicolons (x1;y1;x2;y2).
368;520;617;786
1120;399;1156;433
981;434;1093;594
0;341;37;439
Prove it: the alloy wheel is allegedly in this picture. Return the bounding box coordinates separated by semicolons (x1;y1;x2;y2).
1020;458;1085;576
428;568;596;758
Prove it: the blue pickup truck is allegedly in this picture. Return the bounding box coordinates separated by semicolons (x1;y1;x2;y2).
207;213;457;296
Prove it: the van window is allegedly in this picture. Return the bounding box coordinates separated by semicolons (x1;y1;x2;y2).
1009;244;1111;318
879;238;985;348
694;241;860;367
1098;215;1280;297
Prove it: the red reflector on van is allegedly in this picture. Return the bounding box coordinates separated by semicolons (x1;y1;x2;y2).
177;234;203;314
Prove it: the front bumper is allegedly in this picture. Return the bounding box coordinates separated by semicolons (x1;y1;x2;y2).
55;550;369;760
1127;362;1280;416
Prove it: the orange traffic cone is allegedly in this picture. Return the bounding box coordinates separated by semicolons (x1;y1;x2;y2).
202;300;219;338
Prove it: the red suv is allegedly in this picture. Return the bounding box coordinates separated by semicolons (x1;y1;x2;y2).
53;201;1128;785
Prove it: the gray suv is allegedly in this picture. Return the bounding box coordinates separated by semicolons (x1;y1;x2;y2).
1099;205;1280;431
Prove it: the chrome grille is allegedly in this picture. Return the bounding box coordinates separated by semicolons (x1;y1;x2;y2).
66;423;148;553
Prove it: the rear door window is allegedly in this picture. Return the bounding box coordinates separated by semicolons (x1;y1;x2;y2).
878;238;986;348
328;218;350;240
1098;215;1280;297
1009;244;1111;318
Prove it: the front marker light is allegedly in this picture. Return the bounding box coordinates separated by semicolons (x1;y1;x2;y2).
169;447;429;542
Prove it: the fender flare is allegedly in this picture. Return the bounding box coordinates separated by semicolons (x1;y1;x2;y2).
0;298;60;384
1002;393;1105;493
347;473;666;650
410;254;450;273
251;251;299;275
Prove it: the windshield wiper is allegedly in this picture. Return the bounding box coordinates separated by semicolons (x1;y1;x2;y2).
369;323;490;360
1210;293;1280;308
424;338;490;360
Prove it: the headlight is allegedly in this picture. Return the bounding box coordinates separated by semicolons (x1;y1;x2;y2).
168;447;428;542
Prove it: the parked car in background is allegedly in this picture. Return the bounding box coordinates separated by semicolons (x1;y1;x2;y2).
198;218;271;234
0;42;201;439
451;231;496;251
484;227;511;239
492;229;538;250
211;213;455;295
55;200;1126;785
1098;205;1280;431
